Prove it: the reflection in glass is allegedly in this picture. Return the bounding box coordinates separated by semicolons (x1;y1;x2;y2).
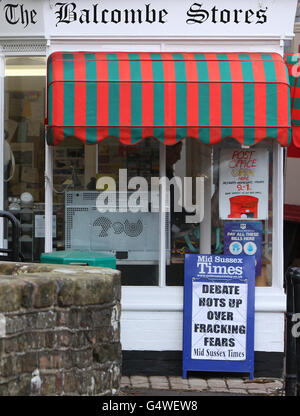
4;56;46;262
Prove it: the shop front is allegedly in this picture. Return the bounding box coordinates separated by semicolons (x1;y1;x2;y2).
0;0;299;376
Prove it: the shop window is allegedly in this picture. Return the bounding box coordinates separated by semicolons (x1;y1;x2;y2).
53;137;160;286
51;134;273;288
166;139;209;286
4;56;46;262
166;138;273;287
52;137;85;253
98;138;160;285
213;139;273;287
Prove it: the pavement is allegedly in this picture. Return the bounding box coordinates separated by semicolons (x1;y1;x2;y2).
120;375;285;396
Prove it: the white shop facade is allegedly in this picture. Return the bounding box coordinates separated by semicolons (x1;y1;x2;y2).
0;0;298;376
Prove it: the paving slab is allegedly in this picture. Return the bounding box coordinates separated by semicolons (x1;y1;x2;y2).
120;376;284;396
169;376;190;390
130;376;151;389
227;389;248;395
120;376;131;388
149;376;170;389
226;378;249;389
120;388;246;396
188;378;209;390
207;378;228;390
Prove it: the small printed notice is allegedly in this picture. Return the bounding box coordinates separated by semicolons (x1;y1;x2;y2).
183;254;255;379
224;221;263;276
219;148;269;220
35;215;56;238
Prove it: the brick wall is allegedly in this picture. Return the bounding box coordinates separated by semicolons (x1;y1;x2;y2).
0;262;121;396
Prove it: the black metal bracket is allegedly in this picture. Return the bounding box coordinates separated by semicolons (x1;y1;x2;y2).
0;210;23;262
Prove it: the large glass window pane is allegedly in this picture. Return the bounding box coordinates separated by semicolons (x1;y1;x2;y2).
213;139;273;287
53;137;160;286
98;138;160;286
166;140;210;286
52;137;85;252
4;56;46;262
166;138;273;287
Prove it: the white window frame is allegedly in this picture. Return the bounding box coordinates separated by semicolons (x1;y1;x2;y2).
0;52;5;247
0;43;46;251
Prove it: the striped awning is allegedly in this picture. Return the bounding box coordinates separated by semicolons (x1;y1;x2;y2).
46;52;291;146
285;54;300;149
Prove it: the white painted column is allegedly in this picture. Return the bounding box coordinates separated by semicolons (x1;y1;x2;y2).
45;143;53;253
272;142;284;288
200;145;212;254
0;51;5;247
44;42;53;254
159;143;166;287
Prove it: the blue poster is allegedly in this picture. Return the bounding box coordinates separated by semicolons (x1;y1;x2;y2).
183;254;255;379
224;221;263;276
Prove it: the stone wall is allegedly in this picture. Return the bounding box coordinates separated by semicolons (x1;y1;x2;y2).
0;262;121;396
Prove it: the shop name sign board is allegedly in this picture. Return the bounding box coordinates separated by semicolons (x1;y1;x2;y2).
51;2;269;27
183;254;255;379
219;148;269;221
0;0;297;38
0;1;44;35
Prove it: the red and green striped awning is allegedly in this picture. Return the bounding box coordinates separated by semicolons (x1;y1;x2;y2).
46;52;292;147
285;54;300;149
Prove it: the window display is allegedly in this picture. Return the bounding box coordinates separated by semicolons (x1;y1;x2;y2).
166;138;273;287
4;56;46;262
53;137;161;285
51;136;274;287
